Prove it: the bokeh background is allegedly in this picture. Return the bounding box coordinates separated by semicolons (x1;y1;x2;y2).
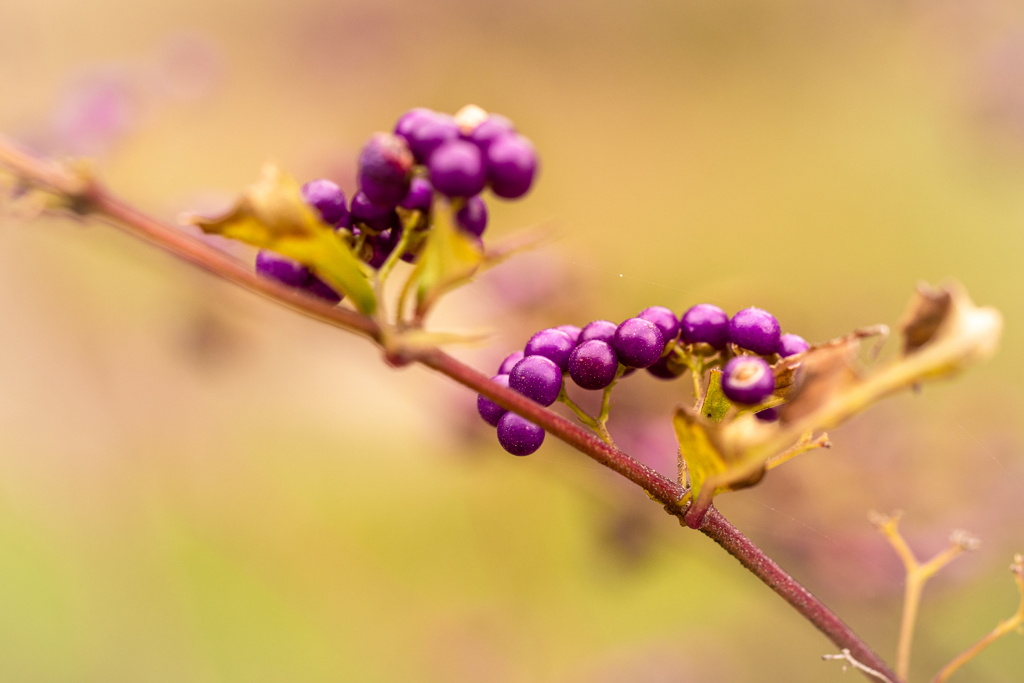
1;1;1023;681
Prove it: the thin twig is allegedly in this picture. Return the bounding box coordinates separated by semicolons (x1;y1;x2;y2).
0;135;897;683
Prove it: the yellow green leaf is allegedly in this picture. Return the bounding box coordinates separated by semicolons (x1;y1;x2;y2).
410;202;484;317
187;163;375;314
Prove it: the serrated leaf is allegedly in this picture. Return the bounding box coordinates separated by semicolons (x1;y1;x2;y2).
410;203;484;317
187;163;376;314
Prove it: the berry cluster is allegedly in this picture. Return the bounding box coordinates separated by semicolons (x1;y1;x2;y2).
478;304;810;456
255;105;539;297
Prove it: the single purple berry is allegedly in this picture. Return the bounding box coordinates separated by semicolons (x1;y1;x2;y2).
680;304;730;349
567;340;619;390
301;179;349;227
508;355;562;407
555;325;581;345
405;111;460;163
455;195;488;236
524;328;575;371
357;132;413;207
721;356;775;405
729;307;781;356
399;176;434;213
497;412;545;456
467;114;516;153
394;107;434;144
256;250;309;287
578;320;618;345
429;140;486;197
350;191;398;232
755;407;779;422
646;354;684;380
637;306;680;346
486;134;538;199
777;333;809;358
477;374;510;427
303;274;342;304
498;350;525;375
612;318;664;369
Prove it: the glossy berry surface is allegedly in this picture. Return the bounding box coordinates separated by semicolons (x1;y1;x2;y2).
524;328;575;371
555;325;581;344
777;333;809;358
486;134;538;199
477;374;510;427
568;340;618;390
755;407;779;422
301;179;349;227
399;176;434;213
680;303;729;349
638;306;680;346
357;132;413;207
729;307;781;356
256;250;308;287
468;114;516;153
497;412;545;456
405;112;460;163
350;192;398;232
721;356;775;405
612;318;664;369
498;350;525;375
646;354;684;380
429;140;486;197
456;195;488;236
393;108;434;144
303;275;342;304
508;355;562;407
578;320;618;345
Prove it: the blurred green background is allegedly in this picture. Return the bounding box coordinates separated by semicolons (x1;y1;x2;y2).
0;0;1022;681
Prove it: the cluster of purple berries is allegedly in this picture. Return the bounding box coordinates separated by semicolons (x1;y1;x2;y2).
255;105;539;298
478;304;810;456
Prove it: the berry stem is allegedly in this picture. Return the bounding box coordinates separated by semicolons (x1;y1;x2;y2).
0;135;897;683
556;386;600;430
594;365;626;447
373;217;415;324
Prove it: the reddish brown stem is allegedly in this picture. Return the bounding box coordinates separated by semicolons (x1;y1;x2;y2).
701;508;900;682
0;136;896;682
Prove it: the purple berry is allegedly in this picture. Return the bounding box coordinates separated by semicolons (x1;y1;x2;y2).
777;333;809;358
555;325;581;345
755;407;779;422
405;111;460;163
508;355;562;407
303;274;342;304
497;412;545;456
567;340;618;390
637;306;680;346
357;132;413;207
350;191;398;232
365;229;400;269
394;107;434;144
477;374;510;427
256;250;309;287
497;350;525;375
468;114;516;153
680;304;730;349
721;356;775;405
646;354;684;380
729;308;781;356
399;176;434;213
301;179;349;227
429;140;486;197
524;328;575;371
612;318;664;369
455;195;488;237
486;134;538;199
578;320;618;345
